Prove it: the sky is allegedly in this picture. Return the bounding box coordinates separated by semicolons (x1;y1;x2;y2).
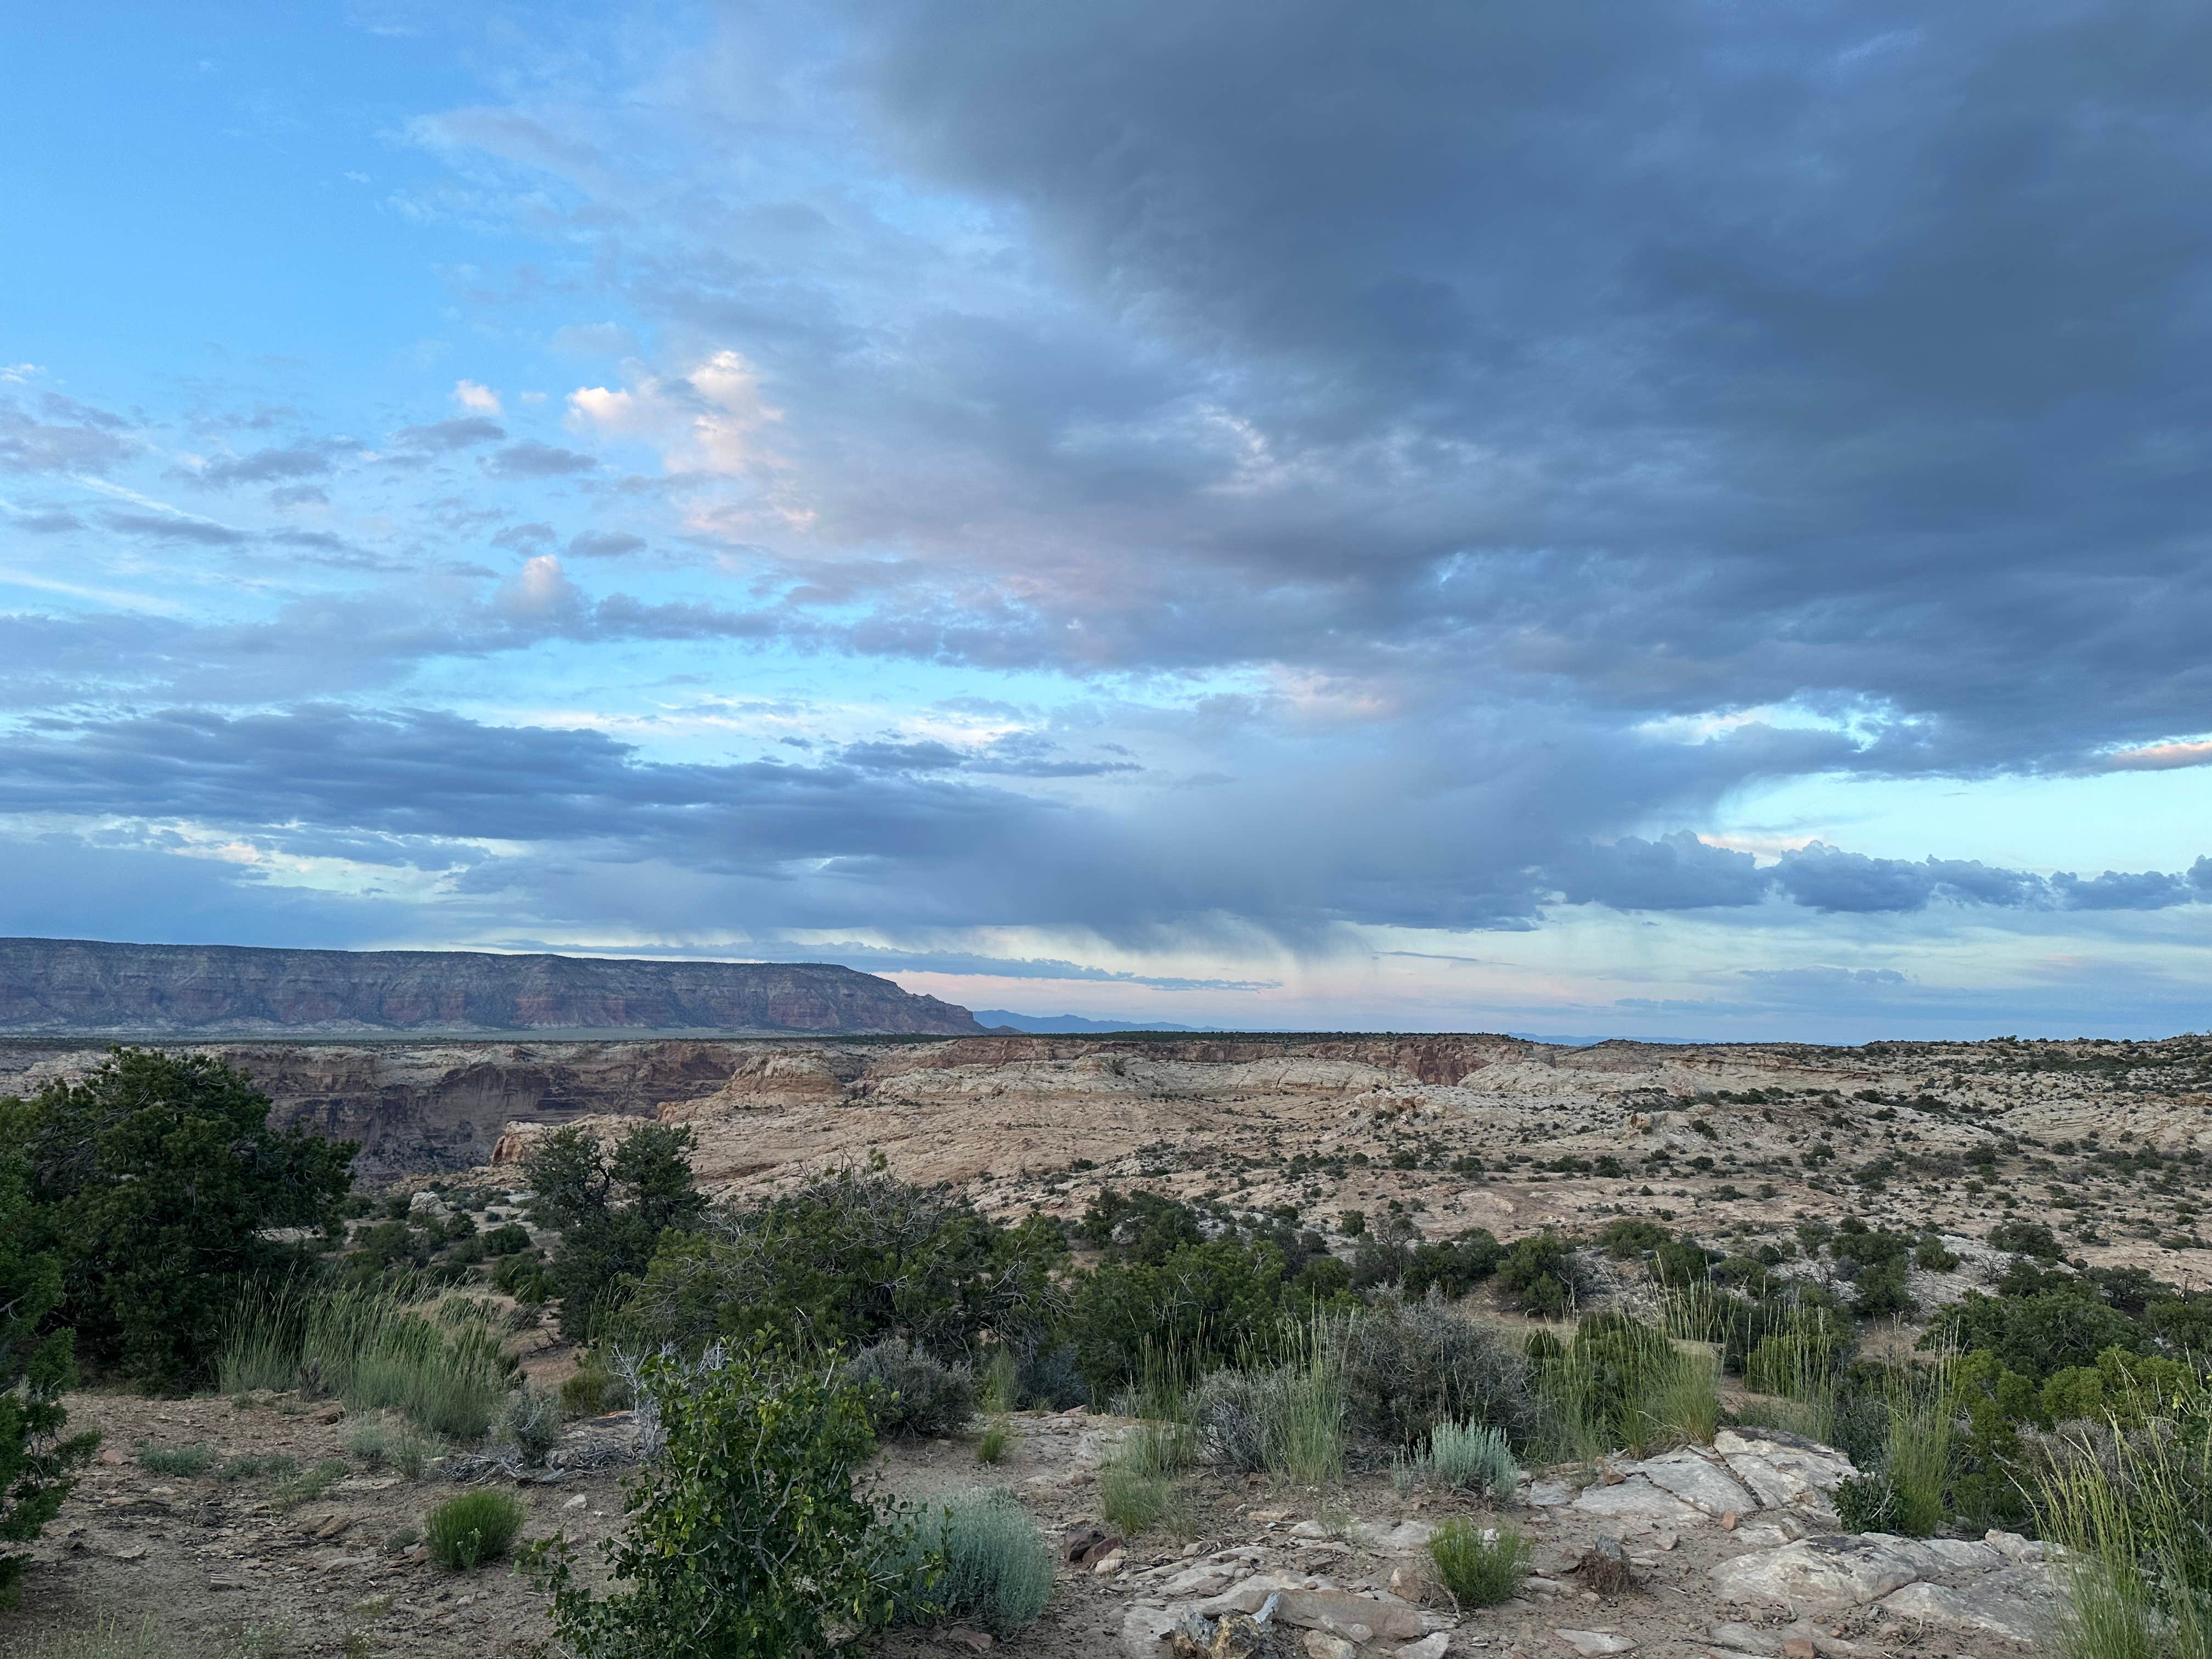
4;1;2212;1041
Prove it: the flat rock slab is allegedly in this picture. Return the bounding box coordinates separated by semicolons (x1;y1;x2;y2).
1626;1448;1758;1516
1709;1537;1922;1612
1346;1519;1434;1554
1571;1475;1702;1523
1555;1630;1638;1654
1712;1430;1857;1515
1880;1576;2048;1645
1528;1478;1577;1506
1192;1578;1425;1641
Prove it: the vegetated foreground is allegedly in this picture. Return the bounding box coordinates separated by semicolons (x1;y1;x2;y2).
0;1032;2207;1659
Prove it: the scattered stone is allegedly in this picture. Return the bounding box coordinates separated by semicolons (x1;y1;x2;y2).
312;1515;353;1540
1302;1633;1356;1659
1554;1630;1637;1655
1527;1480;1576;1508
1347;1519;1435;1554
1397;1636;1452;1659
946;1630;994;1652
563;1494;586;1509
1096;1549;1128;1576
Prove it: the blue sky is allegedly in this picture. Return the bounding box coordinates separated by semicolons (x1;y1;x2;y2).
5;1;2212;1040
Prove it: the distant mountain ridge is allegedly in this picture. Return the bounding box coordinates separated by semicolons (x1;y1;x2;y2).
970;1009;1210;1033
0;938;986;1037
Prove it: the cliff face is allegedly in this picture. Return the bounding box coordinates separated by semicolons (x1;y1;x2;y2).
0;938;984;1037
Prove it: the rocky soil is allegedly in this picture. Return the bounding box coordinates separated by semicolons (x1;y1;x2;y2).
0;1385;2057;1659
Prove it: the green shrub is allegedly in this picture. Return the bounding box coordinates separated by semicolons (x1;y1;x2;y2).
528;1340;915;1657
1424;1419;1517;1498
1197;1323;1345;1485
0;1147;99;1611
1403;1231;1505;1300
134;1441;217;1477
426;1490;527;1571
523;1122;706;1340
1988;1219;2066;1263
624;1164;1064;1363
1339;1296;1537;1449
912;1489;1054;1638
560;1350;620;1418
1883;1357;1956;1538
1427;1518;1528;1609
1;1049;355;1390
849;1336;977;1438
482;1224;533;1256
976;1423;1008;1464
504;1384;562;1467
1068;1238;1289;1397
1496;1231;1586;1319
979;1348;1020;1414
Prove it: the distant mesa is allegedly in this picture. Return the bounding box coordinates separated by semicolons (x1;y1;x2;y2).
0;937;986;1037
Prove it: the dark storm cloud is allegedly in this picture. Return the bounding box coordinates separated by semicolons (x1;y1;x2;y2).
738;0;2212;773
482;441;596;478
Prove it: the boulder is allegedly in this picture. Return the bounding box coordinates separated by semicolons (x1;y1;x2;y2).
1878;1579;2046;1645
1709;1537;1922;1612
1397;1636;1452;1659
1347;1519;1435;1554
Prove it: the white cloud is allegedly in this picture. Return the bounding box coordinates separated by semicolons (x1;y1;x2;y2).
452;380;503;415
566;350;783;477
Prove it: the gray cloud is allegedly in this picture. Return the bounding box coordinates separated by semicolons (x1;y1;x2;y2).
192;444;343;487
0;394;132;473
482;441;596;478
567;529;645;557
394;416;507;451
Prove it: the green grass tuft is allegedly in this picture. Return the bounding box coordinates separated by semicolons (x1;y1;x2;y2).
425;1489;528;1572
134;1441;218;1477
1427;1517;1529;1610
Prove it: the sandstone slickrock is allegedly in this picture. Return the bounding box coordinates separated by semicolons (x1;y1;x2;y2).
0;937;985;1037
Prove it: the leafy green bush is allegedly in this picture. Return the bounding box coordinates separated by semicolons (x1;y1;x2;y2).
134;1441;216;1477
426;1489;527;1571
524;1123;706;1340
530;1340;915;1657
0;1149;99;1610
1402;1230;1505;1300
1987;1218;2066;1262
849;1337;977;1438
1069;1239;1289;1397
1;1049;355;1390
909;1489;1054;1638
1495;1231;1586;1319
482;1223;533;1256
1339;1295;1537;1449
1427;1518;1528;1609
625;1164;1065;1365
